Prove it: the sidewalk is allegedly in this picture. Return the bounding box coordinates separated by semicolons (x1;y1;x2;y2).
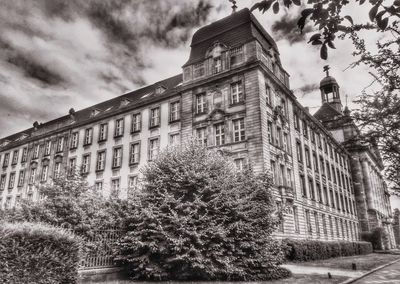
281;264;366;278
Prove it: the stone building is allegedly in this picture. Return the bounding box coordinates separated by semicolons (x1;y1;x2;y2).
393;208;400;247
0;8;393;244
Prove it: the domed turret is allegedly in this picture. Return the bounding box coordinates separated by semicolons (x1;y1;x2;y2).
320;65;342;113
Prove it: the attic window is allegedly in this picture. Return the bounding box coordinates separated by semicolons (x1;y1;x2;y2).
155;86;166;95
16;134;28;141
193;62;205;78
1;140;10;147
105;106;113;112
230;46;244;65
141;93;151;99
91;109;100;117
120;98;131;107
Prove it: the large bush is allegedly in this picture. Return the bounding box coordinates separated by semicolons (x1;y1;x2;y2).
0;222;81;284
116;142;290;281
283;239;373;261
361;227;387;250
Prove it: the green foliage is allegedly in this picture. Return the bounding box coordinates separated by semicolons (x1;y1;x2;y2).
0;222;81;284
361;227;387;250
116;142;289;281
283;239;373;261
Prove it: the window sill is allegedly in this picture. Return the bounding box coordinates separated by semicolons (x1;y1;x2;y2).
229;101;245;107
130;130;141;135
149;125;160;130
114;134;124;139
169;119;180;124
98;139;107;143
129;162;139;167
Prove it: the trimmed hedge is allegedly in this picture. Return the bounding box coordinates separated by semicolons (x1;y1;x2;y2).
283;239;373;261
0;222;81;284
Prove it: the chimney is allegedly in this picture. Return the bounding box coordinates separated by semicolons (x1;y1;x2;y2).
69;108;76;120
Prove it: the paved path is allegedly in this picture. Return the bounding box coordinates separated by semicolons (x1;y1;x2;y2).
281;264;366;278
352;259;400;284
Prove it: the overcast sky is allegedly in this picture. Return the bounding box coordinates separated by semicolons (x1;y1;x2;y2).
0;0;383;139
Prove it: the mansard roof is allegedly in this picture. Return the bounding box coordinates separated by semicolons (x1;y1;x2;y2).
314;102;343;122
0;74;182;149
183;8;279;67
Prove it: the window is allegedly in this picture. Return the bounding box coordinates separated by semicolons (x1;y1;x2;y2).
196;93;207;114
230;81;244;104
329;216;334;238
41;165;49;182
265;84;272;106
54;162;61;178
43;141;51;156
114;118;124;137
21;147;28;163
305;209;312;234
214;123;225;146
56;137;64;152
286;168;293;187
128;176;138;189
280;98;287;117
11;150;19;164
313;152;319;173
314;211;320;236
111;178;120;193
170;101;180;122
316;183;322;203
293;206;300;233
18;170;25;187
112;147;123;168
324;138;328;153
3;153;10;167
95;181;103;192
193;62;205;78
268;121;274;144
149;138;159;161
271;160;277;184
81;154;90;174
169;133;180;146
302;120;308;138
150;107;160;128
98;123;108;141
234;158;246;171
29;168;37;184
294;112;300;130
324;186;329;205
279;164;285;186
213;56;222;73
305;147;311;168
296;141;303;163
68;158;76;176
320;156;325;175
196;127;207;146
322;214;327;237
330;189;335;208
276;127;282;147
309;177;315;200
131;113;141;133
5;197;11;210
96;151;106;171
84;128;93;146
8;172;15;189
230;46;244;65
327;161;331;180
233;118;245;142
129;143;140;164
0;174;6;190
283;133;290;152
317;133;322;148
300;174;307;197
310;129;316;144
70;132;79;149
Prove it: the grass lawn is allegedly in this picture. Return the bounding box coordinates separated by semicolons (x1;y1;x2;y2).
290;253;400;271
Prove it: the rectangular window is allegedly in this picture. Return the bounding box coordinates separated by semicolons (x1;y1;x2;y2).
56;137;64;152
310;129;316;144
302;120;308;138
193;62;205;78
169;133;180;146
95;181;103;192
324;186;329;205
317;133;322;149
313;152;319;173
196;93;207;114
293;206;300;233
271;160;277;184
286;168;292;187
17;170;25;187
283;133;290;153
41;165;49;182
296;141;303;163
131;113;141;133
320;156;325;175
54;162;61;178
316;183;322;203
314;211;320;236
11;150;19;164
29;168;37;184
84;128;93;146
111;178;120;193
276;127;282;147
213;56;222;73
214;123;225;146
234;158;246;171
0;174;6;190
150;107;160;128
43;141;51;156
3;153;10;167
233;118;245;142
68;158;76;176
305;209;312;234
322;214;327;237
330;189;335;208
230;81;244;104
169;101;180;122
149;138;159;161
268;121;274;144
112;147;123;168
70;132;79;149
21;147;28;163
196;127;207;146
300;174;307;197
96;151;106;171
98;123;108;142
309;177;315;200
128;175;138;189
129;143;140;164
294;112;300;130
265;84;272;106
230;46;244;65
114;118;124;137
329;216;334;238
81;154;90;174
327;161;331;180
8;172;15;189
305;147;311;168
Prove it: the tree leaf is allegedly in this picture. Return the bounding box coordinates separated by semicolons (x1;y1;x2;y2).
327;40;336;49
377;17;389;30
359;0;366;5
301;8;314;18
297;16;306;32
312;39;323;45
293;0;301;6
344;15;353;25
272;2;280;14
250;2;262;12
394;0;400;6
320;44;328;60
308;33;321;43
369;4;379;21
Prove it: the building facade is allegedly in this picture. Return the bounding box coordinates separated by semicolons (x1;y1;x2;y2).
0;9;393;244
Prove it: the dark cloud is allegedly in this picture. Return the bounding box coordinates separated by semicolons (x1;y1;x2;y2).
271;12;312;44
295;83;319;97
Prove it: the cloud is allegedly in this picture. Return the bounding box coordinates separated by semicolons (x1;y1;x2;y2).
271;11;312;44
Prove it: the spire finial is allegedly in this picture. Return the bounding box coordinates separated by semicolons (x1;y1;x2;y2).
228;0;237;13
323;65;330;77
345;93;348;107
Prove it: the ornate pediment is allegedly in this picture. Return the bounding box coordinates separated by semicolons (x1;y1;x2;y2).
207;108;226;122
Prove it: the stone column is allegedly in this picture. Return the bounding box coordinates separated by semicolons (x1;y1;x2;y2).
361;158;374;210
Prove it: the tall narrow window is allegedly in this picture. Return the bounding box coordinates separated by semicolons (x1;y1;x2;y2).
131;113;141;133
305;147;311;168
302;120;308;138
313;151;319;173
96;151;106;171
265;84;272;106
12;150;19;164
0;174;6;190
230;81;244;104
84;128;93;146
293;206;300;233
149;138;159;161
309;177;315;200
21;147;28;163
32;145;40;159
8;172;15;189
314;211;320;236
68;158;76;176
70;132;79;149
56;137;64;152
17;170;25;187
214;123;225;146
54;162;61;178
128;175;138;189
276;127;282;147
283;133;290;152
193;62;205;78
320;156;325;175
150;107;160;128
81;154;90;174
300;174;307;197
44;141;51;156
316;183;322;203
114;118;124;137
112;147;123;168
130;143;140;164
296;141;303;162
196;127;207;146
41;165;49;182
98;123;108;142
196;93;207;114
286;168;292;187
169;101;180;122
29;168;37;184
111;178;120;193
233;118;245;142
305;209;312;234
169;133;180;146
267;121;274;144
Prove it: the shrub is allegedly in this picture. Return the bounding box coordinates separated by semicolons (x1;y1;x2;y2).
283;239;373;261
116;142;289;281
361;227;386;250
0;222;81;284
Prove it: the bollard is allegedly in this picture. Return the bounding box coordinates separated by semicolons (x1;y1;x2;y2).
328;272;332;279
352;263;357;270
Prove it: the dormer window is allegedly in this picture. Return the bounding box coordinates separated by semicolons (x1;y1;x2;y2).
120;98;131;107
193;62;205;78
91;109;100;117
155;86;166;95
230;46;244;65
213;57;222;74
